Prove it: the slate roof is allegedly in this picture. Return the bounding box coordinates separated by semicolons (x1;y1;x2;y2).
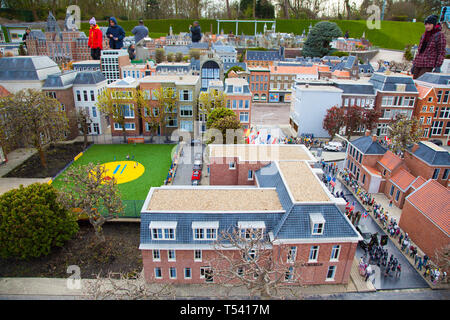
406;179;450;235
29;30;46;40
188;42;209;50
43;71;77;89
351;136;387;155
369;72;418;93
140;211;284;245
334;81;375;95
73;71;106;85
359;63;374;73
344;56;357;69
246;50;282;61
408;141;450;166
212;44;236;53
0;56;61;81
416;73;450;86
276;204;360;240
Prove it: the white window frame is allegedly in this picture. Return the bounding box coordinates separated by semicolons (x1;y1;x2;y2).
326;266;336;281
200;266;213;282
180;105;193;117
309;245;319;262
330;245;341;262
310;213;325;235
229;161;236;170
150;221;177;240
194;249;202;262
192;221;219;241
248;169;254;180
169;267;177;279
287;246;297;263
154;267;162;279
152;249;161;262
168;249;176;262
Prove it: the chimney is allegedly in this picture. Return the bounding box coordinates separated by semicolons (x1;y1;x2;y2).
305;84;309;88
365;130;371;137
411;143;419;153
372;134;377;142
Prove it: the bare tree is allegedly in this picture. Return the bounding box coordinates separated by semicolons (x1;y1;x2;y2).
84;270;176;300
73;108;92;150
206;228;305;299
58;163;124;242
434;244;450;278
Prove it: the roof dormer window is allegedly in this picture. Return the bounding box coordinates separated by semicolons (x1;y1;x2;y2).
309;213;325;235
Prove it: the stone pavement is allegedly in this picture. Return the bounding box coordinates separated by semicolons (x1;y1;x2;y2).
0;148;36;177
338;176;449;290
0;178;51;195
371;193;402;223
0;274;369;299
349;257;376;292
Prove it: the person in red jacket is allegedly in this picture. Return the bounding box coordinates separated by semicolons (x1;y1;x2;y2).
88;17;103;60
411;15;447;79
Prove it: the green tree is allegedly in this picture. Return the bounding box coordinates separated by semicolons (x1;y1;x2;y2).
153;87;179;142
167;52;175;62
155;48;165;64
388;115;422;154
58;163;124;242
206;107;243;144
0;183;79;259
225;66;245;78
0;89;68;168
189;49;201;60
175;52;183;62
404;44;413;61
96;89;140;144
302;21;343;57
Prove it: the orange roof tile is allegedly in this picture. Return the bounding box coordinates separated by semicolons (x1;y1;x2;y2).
390;168;416;191
318;65;330;72
332;70;350;78
407;180;450;234
0;85;10;98
378;150;402;171
415;84;432;99
270;65;318;75
411;176;427;190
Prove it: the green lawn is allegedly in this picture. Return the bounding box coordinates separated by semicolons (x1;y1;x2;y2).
80;18;424;50
52;144;175;201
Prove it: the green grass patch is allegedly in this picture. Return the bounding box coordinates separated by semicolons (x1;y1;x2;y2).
79;19;424;50
52;144;174;201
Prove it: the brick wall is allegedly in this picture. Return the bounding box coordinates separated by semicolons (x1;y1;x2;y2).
404;152;449;187
399;200;450;262
43;88;78;140
209;158;270;185
142;241;358;285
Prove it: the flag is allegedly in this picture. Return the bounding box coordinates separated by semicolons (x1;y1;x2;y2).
332;177;336;182
266;134;271;143
350;205;354;212
330;181;336;187
326;175;331;182
272;137;278;144
362;211;368;218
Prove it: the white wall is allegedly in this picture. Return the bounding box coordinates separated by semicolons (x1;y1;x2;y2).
291;86;343;138
0;81;44;93
73;82;107;135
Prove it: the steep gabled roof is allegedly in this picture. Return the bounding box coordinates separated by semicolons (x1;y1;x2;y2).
73;71;106;85
378;150;403;171
43;71;77;89
369;72;418;93
416;73;450;86
406;180;450;235
0;56;60;81
390;168;416;191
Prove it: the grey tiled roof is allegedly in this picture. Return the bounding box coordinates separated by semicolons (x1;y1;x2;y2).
73;71;106;85
369;72;418;93
140;212;284;245
43;71;77;88
188;42;209;50
351;136;387;155
164;45;190;55
246;50;281;61
0;56;61;81
344;56;357;69
359;63;374;73
335;82;375;95
409;142;450;166
416;73;450;85
276;204;359;240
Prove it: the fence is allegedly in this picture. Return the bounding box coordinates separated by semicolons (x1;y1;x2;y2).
88;134;177;145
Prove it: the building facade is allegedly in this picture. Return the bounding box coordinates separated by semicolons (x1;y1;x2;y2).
248;67;270;102
225;78;252;130
100;50;131;84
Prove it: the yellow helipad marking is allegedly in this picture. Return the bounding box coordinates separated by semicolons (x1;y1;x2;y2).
94;161;145;184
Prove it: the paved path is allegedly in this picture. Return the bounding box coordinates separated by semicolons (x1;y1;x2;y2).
251;103;290;126
0;178;51;195
334;179;430;290
0;148;36;177
307;288;450;300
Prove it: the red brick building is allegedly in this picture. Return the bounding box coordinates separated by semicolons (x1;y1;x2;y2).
414;73;450;145
140;152;361;286
399;179;450;268
224;78;252;130
248;67;270;102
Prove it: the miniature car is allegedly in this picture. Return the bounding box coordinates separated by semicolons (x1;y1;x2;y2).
193;160;202;171
191;170;201;181
356;224;372;250
323;144;340;151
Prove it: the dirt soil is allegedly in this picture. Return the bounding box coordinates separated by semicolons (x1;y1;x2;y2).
5;142;89;178
0;221;142;278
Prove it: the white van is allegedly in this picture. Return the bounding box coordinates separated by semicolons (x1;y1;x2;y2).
323;141;343;152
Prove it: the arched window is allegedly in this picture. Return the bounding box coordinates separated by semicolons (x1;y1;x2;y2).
201;60;220;90
253;94;259;101
261;94;267;101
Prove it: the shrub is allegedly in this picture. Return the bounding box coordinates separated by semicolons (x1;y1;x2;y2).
0;183;79;259
167;52;175;62
331;51;349;57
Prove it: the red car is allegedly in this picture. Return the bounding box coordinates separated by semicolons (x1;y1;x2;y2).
191;170;201;181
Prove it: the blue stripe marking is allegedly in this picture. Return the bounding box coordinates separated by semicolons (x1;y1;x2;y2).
113;165;121;174
120;164;127;174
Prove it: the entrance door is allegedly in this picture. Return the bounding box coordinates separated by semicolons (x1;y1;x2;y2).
157;125;161;136
280;95;284;102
